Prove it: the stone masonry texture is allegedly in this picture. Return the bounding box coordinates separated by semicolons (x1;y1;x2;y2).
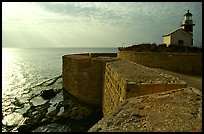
62;54;117;106
118;51;202;75
89;87;202;132
103;59;187;116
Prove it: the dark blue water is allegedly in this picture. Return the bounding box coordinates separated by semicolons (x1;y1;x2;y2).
2;47;118;132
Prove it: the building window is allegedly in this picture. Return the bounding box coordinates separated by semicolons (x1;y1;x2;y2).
178;40;184;45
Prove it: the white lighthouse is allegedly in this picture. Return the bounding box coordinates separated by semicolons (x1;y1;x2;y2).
163;10;195;47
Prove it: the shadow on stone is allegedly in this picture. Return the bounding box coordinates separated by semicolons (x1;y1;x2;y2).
40;89;57;100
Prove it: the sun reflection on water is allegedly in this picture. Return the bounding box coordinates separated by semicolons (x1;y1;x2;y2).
2;49;30;97
2;48;16;95
2;48;28;131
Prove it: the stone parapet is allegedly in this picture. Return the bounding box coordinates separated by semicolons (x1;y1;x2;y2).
89;87;202;132
118;51;202;75
102;60;187;116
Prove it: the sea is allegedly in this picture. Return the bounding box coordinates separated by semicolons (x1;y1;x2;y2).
2;47;118;132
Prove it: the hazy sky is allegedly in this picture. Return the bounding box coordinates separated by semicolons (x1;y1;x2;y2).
2;2;202;48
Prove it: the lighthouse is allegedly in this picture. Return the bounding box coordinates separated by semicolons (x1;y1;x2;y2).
180;10;195;34
163;10;195;47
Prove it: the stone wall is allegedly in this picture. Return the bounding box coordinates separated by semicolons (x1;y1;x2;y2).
103;61;127;116
62;53;117;106
62;52;201;132
118;51;202;75
89;87;202;132
102;60;187;116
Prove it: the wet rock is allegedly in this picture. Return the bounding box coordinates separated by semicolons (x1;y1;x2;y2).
32;123;71;132
2;75;65;132
40;89;57;100
23;105;37;118
2;112;24;127
16;86;101;132
2;123;18;132
23;101;50;127
17;124;32;132
12;97;24;108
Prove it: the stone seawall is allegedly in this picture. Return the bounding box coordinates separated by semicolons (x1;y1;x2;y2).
118;51;202;75
62;52;202;132
63;53;188;115
103;60;187;116
62;53;117;106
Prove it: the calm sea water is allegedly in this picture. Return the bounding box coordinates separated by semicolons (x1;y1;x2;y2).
2;47;118;132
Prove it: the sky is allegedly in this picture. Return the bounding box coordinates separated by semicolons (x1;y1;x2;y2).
2;2;202;48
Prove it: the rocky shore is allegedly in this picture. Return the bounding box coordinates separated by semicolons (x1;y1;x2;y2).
2;75;102;132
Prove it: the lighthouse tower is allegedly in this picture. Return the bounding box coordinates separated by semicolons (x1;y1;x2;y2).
180;10;195;34
163;10;195;47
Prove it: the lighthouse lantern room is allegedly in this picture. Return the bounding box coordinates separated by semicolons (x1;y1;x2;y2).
180;10;195;34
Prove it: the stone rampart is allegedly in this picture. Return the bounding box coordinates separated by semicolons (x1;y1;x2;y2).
62;52;201;132
62;53;117;106
103;60;187;116
118;51;202;75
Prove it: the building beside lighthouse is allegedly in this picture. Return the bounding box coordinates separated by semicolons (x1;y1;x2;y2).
163;10;195;47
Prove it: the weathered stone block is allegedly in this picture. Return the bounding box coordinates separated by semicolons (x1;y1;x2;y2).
89;87;202;132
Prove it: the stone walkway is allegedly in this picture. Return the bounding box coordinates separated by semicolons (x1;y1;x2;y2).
153;68;202;92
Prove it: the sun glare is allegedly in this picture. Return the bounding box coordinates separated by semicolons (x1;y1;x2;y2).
2;2;26;17
2;2;17;12
2;49;14;64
